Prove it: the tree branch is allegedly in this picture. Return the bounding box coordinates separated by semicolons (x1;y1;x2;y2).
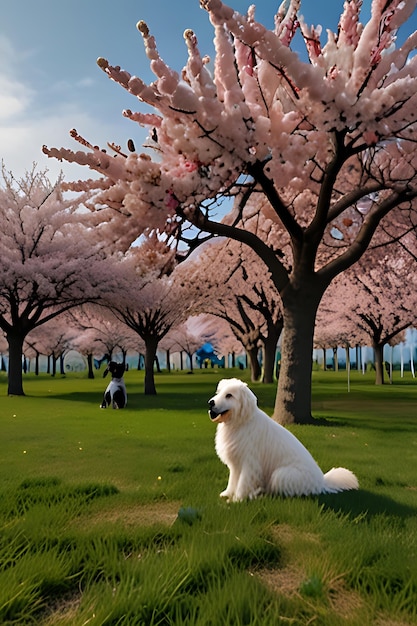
319;189;415;282
191;209;290;292
247;160;303;241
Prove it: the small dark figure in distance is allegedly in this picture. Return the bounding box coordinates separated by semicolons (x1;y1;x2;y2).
100;361;127;409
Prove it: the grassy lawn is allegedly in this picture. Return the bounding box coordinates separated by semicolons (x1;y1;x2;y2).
0;367;416;624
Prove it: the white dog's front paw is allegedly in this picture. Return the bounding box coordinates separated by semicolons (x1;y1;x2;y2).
232;484;263;502
248;487;264;500
220;489;232;499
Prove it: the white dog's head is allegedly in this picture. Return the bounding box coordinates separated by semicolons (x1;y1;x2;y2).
208;378;258;425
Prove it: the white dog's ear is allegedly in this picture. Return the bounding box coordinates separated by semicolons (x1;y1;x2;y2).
239;385;258;413
222;380;257;425
216;379;228;392
218;378;248;392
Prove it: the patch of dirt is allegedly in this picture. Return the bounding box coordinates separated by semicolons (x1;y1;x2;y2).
255;523;365;622
256;563;305;597
40;591;82;625
257;564;365;622
375;616;416;626
328;577;365;621
72;500;182;530
270;522;322;547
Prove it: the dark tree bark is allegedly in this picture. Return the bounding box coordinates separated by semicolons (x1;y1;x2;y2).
273;279;323;425
261;318;283;384
87;353;95;379
246;345;261;382
373;341;385;385
144;336;158;395
7;332;25;396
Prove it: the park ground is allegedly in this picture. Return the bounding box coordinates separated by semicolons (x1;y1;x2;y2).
0;368;417;625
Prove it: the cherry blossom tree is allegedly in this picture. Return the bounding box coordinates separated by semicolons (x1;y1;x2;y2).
74;307;137;361
165;323;204;371
44;1;417;422
318;248;417;384
314;306;364;389
186;239;283;381
68;307;139;377
100;244;192;394
0;166;119;395
196;313;246;367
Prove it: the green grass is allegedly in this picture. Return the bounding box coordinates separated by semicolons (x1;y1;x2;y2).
0;367;417;624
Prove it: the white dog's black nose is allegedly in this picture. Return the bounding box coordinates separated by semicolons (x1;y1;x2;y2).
208;399;215;407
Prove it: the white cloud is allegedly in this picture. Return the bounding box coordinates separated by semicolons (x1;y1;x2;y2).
0;38;120;181
0;80;32;121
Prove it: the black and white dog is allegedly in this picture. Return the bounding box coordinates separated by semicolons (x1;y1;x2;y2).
100;361;127;409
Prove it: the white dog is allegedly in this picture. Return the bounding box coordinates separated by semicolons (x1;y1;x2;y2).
208;378;358;501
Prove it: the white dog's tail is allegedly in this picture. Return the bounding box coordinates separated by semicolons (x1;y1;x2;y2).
322;467;359;493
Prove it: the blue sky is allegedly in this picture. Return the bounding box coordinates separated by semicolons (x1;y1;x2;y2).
1;0;415;180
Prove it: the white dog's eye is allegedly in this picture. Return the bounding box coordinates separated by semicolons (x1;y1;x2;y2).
225;393;233;399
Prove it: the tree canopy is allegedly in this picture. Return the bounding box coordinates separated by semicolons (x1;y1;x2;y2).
0;166;119;395
43;0;417;422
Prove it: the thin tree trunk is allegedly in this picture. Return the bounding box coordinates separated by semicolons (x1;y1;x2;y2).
333;347;338;371
374;341;384;385
346;346;350;393
6;332;25;396
144;337;158;395
262;328;282;384
51;353;57;377
87;353;94;379
273;284;321;425
246;345;261;382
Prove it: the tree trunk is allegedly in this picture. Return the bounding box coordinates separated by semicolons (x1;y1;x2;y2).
374;341;384;385
261;338;278;384
6;332;25;396
273;284;321;425
246;345;261;382
87;353;94;379
144;337;158;395
333;347;338;371
356;345;361;370
51;353;57;377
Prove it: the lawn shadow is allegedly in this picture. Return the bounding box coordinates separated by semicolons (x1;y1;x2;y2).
319;488;417;520
44;391;201;412
312;416;348;427
311;413;417;435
